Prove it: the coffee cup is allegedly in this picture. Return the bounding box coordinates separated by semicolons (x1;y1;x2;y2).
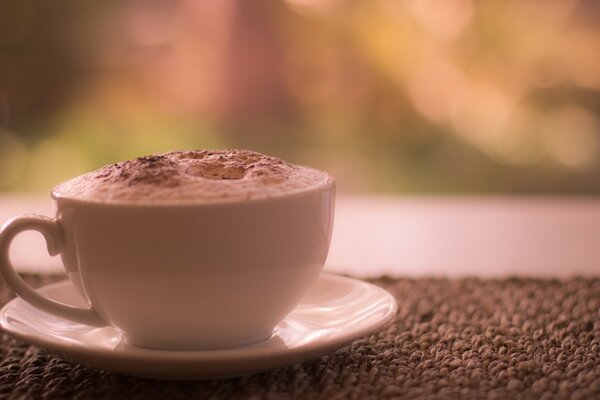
0;152;335;350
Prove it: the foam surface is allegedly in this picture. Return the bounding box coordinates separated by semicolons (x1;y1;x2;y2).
53;150;332;204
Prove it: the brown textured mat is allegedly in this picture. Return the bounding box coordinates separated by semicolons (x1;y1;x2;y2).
1;275;600;400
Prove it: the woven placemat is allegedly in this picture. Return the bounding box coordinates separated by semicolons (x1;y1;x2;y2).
1;275;599;400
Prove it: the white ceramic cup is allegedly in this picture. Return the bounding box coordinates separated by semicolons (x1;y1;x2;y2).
0;179;335;350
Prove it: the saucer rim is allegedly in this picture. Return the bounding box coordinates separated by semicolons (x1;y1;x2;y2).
0;273;398;377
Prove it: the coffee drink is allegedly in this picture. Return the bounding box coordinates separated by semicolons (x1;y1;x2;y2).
1;149;334;350
54;149;331;204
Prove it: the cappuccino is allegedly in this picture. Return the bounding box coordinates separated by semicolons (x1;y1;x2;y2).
1;148;335;350
53;149;332;204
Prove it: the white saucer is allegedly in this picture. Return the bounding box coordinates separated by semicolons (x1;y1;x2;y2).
0;273;397;380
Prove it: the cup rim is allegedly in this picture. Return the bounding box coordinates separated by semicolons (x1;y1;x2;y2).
51;177;335;208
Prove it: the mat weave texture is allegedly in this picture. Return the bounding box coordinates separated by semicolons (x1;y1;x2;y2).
1;275;599;400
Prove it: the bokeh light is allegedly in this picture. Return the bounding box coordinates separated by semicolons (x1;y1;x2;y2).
0;0;599;194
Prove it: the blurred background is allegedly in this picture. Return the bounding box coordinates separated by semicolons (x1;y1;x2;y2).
0;0;599;195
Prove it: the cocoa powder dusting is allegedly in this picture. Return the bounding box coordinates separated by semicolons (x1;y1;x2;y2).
54;149;332;204
93;154;183;187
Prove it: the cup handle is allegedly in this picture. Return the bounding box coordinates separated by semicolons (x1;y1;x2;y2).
0;215;105;326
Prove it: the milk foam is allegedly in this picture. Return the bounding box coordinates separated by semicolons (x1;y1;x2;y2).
53;150;332;204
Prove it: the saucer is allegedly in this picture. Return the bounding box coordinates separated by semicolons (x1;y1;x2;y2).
0;273;397;380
